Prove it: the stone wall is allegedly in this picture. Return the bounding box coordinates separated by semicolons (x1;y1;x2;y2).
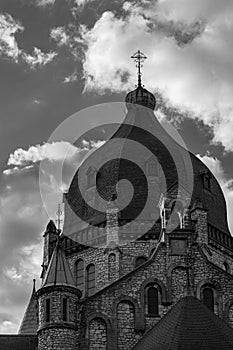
67;241;158;296
79;240;233;348
89;318;107;350
38;328;77;350
38;287;79;350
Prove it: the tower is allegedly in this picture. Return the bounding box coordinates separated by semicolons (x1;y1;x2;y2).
37;239;81;350
41;220;59;281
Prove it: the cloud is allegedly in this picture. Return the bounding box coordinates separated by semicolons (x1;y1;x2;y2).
71;1;233;152
50;26;70;46
0;13;57;68
197;153;233;234
0;138;93;332
35;0;56;6
50;24;85;59
73;0;94;6
7;141;80;166
22;47;57;69
63;71;78;83
3;165;33;176
0;13;24;61
0;164;46;333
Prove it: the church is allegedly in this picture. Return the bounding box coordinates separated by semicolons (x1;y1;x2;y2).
2;51;233;349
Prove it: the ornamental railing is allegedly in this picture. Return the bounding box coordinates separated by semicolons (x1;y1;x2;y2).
208;224;233;251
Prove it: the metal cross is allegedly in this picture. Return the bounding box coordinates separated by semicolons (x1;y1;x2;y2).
56;203;63;232
131;50;147;87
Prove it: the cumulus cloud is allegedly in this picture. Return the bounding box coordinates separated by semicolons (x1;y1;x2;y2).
0;13;57;68
197;153;233;234
50;27;70;47
0;13;24;61
0;165;46;333
0;140;89;332
73;0;94;6
63;71;78;83
7;141;80;166
22;47;57;69
66;0;233;152
35;0;56;6
50;24;85;59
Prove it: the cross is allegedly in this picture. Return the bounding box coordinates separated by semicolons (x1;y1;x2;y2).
56;203;63;232
131;50;147;87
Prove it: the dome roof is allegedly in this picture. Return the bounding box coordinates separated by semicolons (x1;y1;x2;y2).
125;85;156;111
64;104;230;240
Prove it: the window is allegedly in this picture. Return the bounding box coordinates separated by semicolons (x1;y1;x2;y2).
86;167;96;188
135;256;147;268
203;287;214;311
75;259;84;291
147;286;159;316
62;298;68;322
87;264;95;296
203;172;212;191
46;298;50;322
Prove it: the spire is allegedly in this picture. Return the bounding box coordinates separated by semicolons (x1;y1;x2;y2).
42;240;76;288
32;278;36;293
45;219;57;233
131;49;147;87
55;203;63;233
18;279;38;335
126;50;156;110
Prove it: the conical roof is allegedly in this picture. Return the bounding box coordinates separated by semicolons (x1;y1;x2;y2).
133;296;233;350
18;280;38;335
42;241;76;288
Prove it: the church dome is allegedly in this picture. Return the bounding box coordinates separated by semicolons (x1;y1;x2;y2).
125;85;156;110
63;50;230;242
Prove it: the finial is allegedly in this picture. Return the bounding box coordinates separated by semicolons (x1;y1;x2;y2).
131;49;147;87
33;278;36;293
56;203;63;233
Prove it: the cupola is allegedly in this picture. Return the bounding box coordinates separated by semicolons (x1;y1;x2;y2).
125;50;156;111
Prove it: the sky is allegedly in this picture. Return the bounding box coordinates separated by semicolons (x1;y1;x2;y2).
0;0;233;334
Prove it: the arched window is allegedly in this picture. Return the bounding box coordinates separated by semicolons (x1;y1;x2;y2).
203;287;214;311
86;167;96;188
145;285;159;316
75;259;84;292
87;264;95;296
135;256;147;268
147;286;159;316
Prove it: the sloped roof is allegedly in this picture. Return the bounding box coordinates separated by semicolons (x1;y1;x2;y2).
133;296;233;350
18;280;38;334
42;241;76;288
0;335;37;350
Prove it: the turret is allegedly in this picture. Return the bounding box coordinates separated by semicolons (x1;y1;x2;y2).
41;220;59;281
18;279;38;334
37;240;81;350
